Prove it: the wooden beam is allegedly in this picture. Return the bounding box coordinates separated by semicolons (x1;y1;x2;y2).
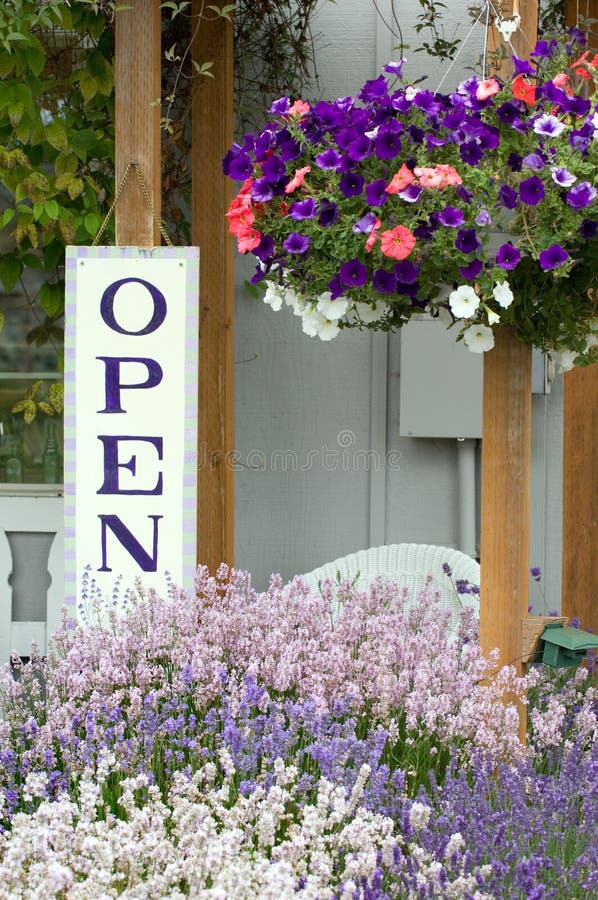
191;5;235;571
480;329;532;682
562;365;598;635
114;1;161;247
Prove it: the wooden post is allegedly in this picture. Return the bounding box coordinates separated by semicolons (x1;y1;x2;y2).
191;5;235;571
562;365;598;635
114;1;161;247
487;0;538;76
561;3;598;636
480;329;532;685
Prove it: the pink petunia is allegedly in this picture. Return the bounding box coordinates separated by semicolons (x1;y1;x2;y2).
285;165;312;194
414;166;444;189
287;99;310;117
476;77;500;101
237;228;262;253
364;217;382;252
385;163;415;194
380;225;416;260
435;164;463;187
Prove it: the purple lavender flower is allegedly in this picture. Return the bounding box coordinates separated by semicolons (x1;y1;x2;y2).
519;176;545;206
495;243;521;270
567;182;597;209
539;244;569;270
339;258;368;287
283;232;310;254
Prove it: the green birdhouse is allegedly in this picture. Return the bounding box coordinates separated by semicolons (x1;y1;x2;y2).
537;622;598;668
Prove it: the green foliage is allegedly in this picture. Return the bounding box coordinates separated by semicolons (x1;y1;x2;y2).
0;0;114;365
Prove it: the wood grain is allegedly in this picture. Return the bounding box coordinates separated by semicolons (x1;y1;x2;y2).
191;6;235;571
114;1;161;247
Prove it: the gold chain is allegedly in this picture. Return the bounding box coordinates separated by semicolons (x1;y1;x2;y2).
93;160;173;246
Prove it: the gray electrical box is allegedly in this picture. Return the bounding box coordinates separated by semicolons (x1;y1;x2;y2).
399;317;483;438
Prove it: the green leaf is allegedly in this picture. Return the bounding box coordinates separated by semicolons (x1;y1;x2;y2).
45;121;68;151
24;44;45;78
0;208;15;229
48;382;64;413
33;201;44;220
39;281;64;318
43;241;63;270
55;152;78;177
8;102;25;126
78;69;98;102
0;254;23;291
67;177;84;200
0;309;4;332
44;199;60;220
22;252;43;269
84;212;101;237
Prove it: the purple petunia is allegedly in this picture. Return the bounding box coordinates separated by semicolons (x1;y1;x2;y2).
283;232;310;254
522;153;545;172
289;198;317;220
339;258;368;287
365;180;389;207
566;182;597;209
495;243;521;270
250;178;274;202
373;268;397;293
374;128;403;160
339;172;365;198
551;167;577;188
318;199;339;227
533;114;565;138
519;176;545;206
498;185;518;209
394;260;420;284
438;207;465;227
352;212;378;234
460;258;483;279
269;96;290;115
539;244;569;270
579;219;598;239
455;229;481;254
225;152;254;180
261;156;286;183
398;183;423;203
316;148;342;170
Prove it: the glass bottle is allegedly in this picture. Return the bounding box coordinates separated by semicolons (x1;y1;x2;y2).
42;420;60;484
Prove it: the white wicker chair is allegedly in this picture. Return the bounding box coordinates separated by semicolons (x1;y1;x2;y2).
300;543;480;629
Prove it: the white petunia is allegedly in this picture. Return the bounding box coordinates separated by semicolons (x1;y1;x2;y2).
316;291;349;320
284;287;307;317
487;308;500;326
463;323;495;353
448;285;480;318
350;301;387;324
492;280;514;309
301;309;340;341
263;282;285;311
554;349;578;372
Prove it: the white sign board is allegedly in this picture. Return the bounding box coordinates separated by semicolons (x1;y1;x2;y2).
64;246;199;613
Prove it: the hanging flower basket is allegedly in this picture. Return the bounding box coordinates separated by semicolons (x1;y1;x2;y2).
223;29;598;369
